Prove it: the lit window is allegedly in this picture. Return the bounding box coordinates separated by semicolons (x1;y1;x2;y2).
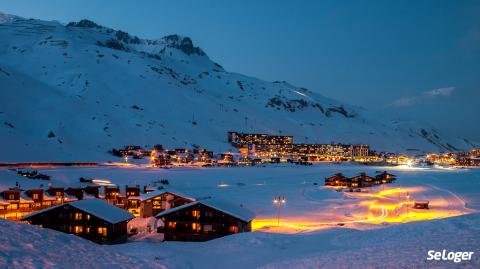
98;227;107;237
229;225;239;233
192;210;200;218
85;227;90;234
74;226;83;234
74;212;82;220
86;214;90;221
8;194;14;200
56;191;62;197
168;222;176;229
32;193;39;199
192;222;200;231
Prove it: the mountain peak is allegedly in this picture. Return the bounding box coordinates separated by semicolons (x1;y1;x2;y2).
161;34;205;56
66;19;102;29
0;11;22;24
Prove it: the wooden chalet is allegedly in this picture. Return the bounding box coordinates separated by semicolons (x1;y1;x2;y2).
140;189;195;218
324;173;350;187
0;188;34;220
83;185;101;198
125;185;141;216
104;186;123;207
156;198;255;241
375;171;396;184
65;187;84;200
21;199;134;244
350;172;376;188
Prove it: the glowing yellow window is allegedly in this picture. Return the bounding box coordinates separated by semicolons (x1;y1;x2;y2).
98;227;107;237
74;226;83;234
32;193;39;199
192;210;200;218
86;214;90;221
192;222;200;231
74;212;82;220
85;227;90;234
168;222;176;229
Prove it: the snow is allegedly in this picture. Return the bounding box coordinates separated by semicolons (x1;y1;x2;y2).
0;17;476;162
22;198;134;224
156;197;256;222
0;218;166;269
0;163;479;268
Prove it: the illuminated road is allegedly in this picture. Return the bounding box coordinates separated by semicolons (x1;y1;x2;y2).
253;183;472;234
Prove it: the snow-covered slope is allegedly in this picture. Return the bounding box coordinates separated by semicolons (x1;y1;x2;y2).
0;219;165;269
0;14;476;161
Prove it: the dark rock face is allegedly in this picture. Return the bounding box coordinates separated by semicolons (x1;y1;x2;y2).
66;19;101;29
325;106;356;118
115;30;140;44
266;96;325;113
163;35;206;56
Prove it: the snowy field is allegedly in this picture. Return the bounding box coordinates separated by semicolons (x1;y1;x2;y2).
1;163;479;268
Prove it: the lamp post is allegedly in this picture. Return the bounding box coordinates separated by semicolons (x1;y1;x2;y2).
406;192;410;217
273;195;286;226
124;155;129;163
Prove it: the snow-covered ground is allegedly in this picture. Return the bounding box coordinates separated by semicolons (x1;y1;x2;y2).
1;15;477;163
1;163;479;268
0;219;166;269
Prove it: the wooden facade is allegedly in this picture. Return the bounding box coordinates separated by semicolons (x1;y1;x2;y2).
21;199;134;244
325;172;396;188
324;173;350;187
156;199;254;241
140;190;194;218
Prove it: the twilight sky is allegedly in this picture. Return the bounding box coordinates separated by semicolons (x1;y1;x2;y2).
1;0;479;140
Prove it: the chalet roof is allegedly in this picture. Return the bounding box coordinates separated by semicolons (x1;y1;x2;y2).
156;198;255;222
43;193;58;201
325;173;348;180
22;199;134;224
20;192;34;203
140;188;196;202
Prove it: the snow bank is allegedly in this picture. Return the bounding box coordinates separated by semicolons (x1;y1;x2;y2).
0;219;165;269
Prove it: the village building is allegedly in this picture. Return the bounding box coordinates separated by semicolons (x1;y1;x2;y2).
156;198;255;241
21;199;134;244
324;173;351;187
125;185;141;216
140;189;195;218
375;171;396;184
351;173;376;187
0;188;34;220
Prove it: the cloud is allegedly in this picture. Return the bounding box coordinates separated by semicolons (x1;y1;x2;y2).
425;87;455;97
392;87;456;107
392;97;416;107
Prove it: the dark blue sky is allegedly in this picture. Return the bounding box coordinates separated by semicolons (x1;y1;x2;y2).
1;0;479;139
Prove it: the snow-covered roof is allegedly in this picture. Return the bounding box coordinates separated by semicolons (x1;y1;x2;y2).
22;199;134;224
156;198;255;222
140;188;196;202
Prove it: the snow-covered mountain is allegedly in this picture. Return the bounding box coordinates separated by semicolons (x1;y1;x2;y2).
0;13;476;161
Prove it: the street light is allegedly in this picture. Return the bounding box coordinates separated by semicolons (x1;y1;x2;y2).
273;195;286;225
124;155;129;163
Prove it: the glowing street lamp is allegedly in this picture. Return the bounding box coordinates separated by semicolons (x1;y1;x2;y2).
273;195;286;225
124;155;129;163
